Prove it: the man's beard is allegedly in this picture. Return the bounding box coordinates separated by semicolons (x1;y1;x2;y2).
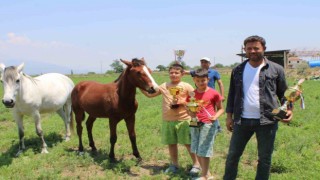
248;53;264;62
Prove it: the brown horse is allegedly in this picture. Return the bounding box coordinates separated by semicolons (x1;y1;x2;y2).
71;58;158;160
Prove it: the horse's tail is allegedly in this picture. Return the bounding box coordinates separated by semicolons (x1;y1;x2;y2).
70;85;86;132
69;106;86;133
70;108;74;134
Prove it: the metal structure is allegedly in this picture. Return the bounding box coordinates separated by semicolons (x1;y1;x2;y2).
174;50;185;63
289;49;320;59
237;49;290;68
237;48;320;69
289;49;320;68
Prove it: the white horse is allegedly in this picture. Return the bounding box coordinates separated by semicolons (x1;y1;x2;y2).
0;63;75;155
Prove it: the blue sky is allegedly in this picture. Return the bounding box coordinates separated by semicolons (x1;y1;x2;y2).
0;0;319;74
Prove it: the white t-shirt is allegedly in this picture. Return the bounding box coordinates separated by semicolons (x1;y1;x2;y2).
242;62;264;118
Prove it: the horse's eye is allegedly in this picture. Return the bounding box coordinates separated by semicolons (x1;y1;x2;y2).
16;79;20;83
137;71;141;75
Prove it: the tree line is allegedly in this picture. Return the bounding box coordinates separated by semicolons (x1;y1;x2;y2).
108;59;240;73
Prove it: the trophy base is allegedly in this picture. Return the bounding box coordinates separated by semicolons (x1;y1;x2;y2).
170;104;180;109
272;109;287;120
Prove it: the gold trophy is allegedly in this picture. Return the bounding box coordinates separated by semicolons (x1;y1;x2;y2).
272;79;305;120
174;50;185;63
186;92;201;127
168;86;183;109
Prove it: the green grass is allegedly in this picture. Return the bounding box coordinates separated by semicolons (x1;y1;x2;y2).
0;72;320;179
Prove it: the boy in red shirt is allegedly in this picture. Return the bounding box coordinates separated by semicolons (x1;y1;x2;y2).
188;69;224;180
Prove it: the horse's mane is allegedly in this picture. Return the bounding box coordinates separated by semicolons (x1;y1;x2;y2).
2;66;16;82
114;71;124;83
113;58;146;83
4;66;37;85
131;58;146;67
22;73;38;84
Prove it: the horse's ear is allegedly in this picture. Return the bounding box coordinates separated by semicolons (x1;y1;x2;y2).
0;63;5;73
120;59;132;67
140;57;146;64
17;63;25;73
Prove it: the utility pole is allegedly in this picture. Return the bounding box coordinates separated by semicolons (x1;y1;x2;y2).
241;45;244;62
100;60;102;74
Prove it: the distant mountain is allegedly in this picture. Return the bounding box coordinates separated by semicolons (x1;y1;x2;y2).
1;59;90;75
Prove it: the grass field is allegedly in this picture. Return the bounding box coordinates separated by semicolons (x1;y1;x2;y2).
0;72;320;179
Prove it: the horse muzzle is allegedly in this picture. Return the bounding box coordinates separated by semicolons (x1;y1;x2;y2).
2;99;15;108
146;87;156;94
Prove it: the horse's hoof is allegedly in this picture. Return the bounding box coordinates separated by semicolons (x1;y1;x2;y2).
133;153;141;160
65;136;71;142
109;158;117;163
41;149;49;154
136;158;143;165
91;150;98;156
15;150;23;157
78;151;85;156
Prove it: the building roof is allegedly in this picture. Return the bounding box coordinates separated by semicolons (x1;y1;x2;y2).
237;49;290;57
237;49;291;68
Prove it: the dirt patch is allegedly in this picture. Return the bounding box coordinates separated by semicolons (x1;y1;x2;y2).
61;164;105;179
0;120;15;129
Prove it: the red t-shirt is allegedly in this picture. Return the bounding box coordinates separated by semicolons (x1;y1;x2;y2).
188;88;222;124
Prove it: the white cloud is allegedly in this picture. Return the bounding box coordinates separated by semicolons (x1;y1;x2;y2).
4;32;73;48
0;33;110;73
6;32;31;45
